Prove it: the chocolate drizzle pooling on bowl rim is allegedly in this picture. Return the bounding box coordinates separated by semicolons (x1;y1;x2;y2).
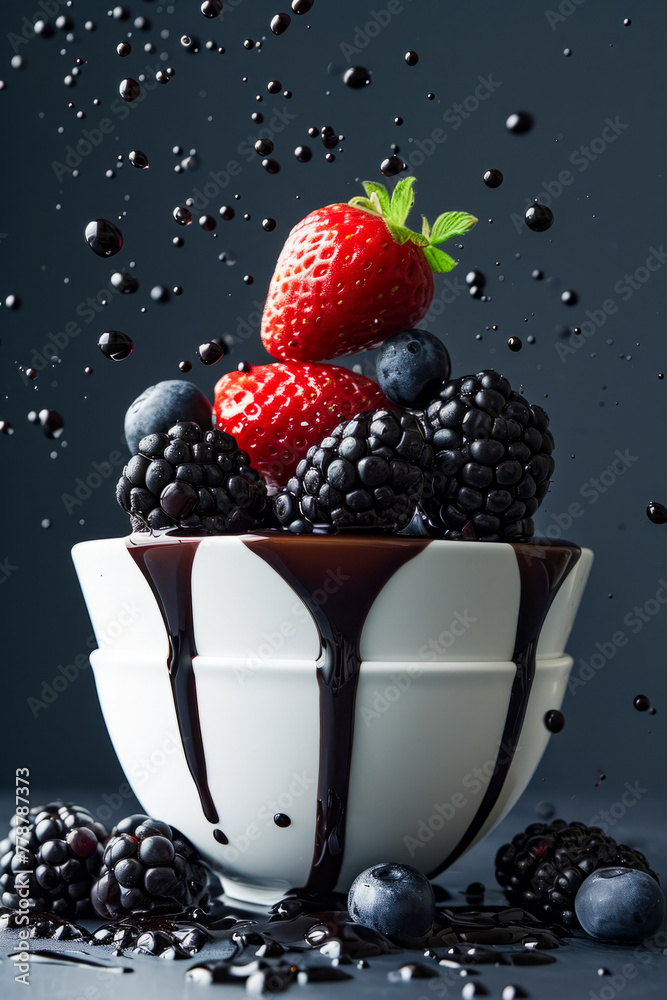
124;534;581;894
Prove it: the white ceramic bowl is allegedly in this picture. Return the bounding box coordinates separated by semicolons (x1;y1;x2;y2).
72;533;592;904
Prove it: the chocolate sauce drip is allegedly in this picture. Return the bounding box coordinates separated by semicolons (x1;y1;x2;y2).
243;534;429;894
8;950;133;971
431;541;581;876
126;538;219;824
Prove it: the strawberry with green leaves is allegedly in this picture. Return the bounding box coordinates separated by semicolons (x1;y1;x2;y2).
260;177;476;362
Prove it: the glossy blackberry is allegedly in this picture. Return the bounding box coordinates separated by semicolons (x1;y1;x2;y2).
418;370;555;541
0;802;108;918
116;421;269;534
274;409;433;533
91;814;209;919
495;819;659;928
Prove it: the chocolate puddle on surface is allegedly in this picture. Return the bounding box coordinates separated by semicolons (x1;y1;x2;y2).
8;949;132;972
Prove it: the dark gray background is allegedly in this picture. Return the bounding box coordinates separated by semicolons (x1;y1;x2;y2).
0;0;664;838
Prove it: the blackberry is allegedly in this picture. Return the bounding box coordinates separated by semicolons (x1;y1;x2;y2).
0;802;108;918
116;421;269;534
91;814;209;919
418;370;554;541
274;409;433;533
495;819;659;928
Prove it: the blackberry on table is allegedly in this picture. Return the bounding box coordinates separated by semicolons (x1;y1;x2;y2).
274;409;433;533
417;370;555;541
0;802;108;918
91;814;209;919
116;421;269;534
495;819;659;928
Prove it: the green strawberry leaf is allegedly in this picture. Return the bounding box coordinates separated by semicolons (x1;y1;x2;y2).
385;223;413;245
388;177;416;228
349;179;476;275
348;196;379;215
386;224;429;247
430;211;478;245
423;246;457;273
362;181;390;215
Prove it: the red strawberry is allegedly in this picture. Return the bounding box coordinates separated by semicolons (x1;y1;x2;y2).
213;362;392;488
261;178;476;362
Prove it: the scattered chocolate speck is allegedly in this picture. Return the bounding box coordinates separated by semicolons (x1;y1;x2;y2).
506;111;534;133
344;66;371;88
483;168;503;188
271;13;291;35
544;710;565;733
198;340;225;365
646;501;667;524
381;154;404;176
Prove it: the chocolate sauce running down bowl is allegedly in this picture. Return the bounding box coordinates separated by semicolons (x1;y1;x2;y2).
71;533;592;905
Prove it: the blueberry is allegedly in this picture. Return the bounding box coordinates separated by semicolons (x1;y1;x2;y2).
124;381;212;455
575;867;666;943
377;329;451;408
348;863;435;943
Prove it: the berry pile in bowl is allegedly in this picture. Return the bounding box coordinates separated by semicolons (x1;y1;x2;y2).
115;178;554;543
70;178;596;908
